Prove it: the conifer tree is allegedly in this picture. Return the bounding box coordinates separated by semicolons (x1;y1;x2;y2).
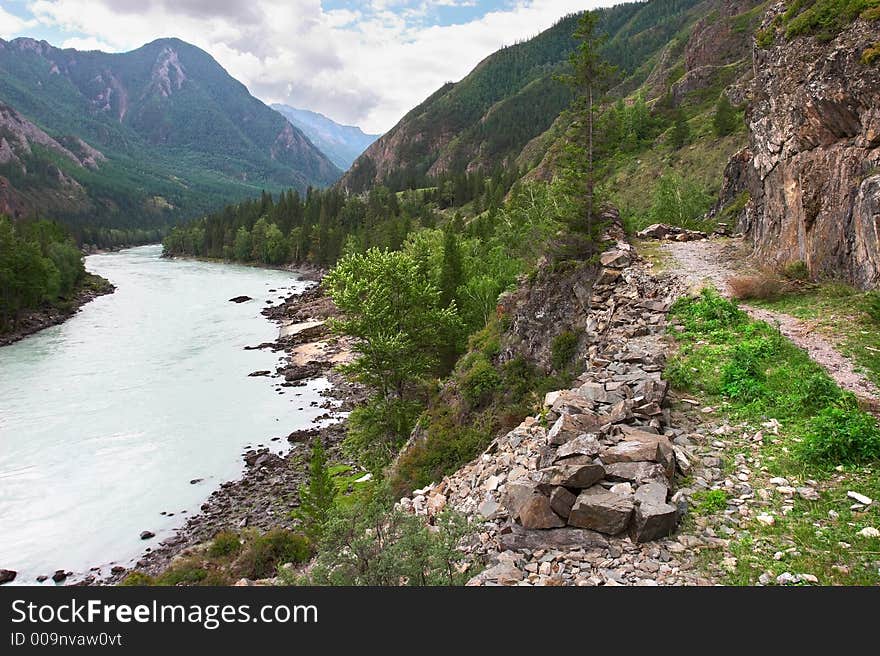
296;438;337;543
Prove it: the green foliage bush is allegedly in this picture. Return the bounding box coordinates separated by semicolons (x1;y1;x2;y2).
460;354;503;408
208;531;242;558
551;330;580;371
648;174;714;230
692;489;729;514
119;572;155;586
344;397;423;474
234;530;311;580
294;485;473;586
799;394;880;464
782;260;810;281
865;291;880;323
783;0;880;40
294;438;337;542
720;335;782;402
671;288;747;334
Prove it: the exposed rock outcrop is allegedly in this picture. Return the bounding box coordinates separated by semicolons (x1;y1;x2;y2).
719;9;880;288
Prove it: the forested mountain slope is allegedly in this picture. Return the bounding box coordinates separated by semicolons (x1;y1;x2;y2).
339;0;707;193
0;37;340;241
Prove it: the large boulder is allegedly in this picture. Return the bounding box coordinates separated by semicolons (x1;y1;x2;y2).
630;482;678;543
554;434;602;461
535;463;605;489
518;494;566;529
603;461;669;485
549;487;577;520
499;525;609;551
547;412;602;446
568;487;634;535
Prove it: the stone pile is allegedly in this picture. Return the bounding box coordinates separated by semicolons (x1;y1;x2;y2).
637;223;732;242
397;240;712;585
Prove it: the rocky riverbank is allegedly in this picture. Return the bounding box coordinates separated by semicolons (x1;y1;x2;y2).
100;278;364;584
0;273;115;347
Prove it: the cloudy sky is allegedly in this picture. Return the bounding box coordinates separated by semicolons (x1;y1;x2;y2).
0;0;618;133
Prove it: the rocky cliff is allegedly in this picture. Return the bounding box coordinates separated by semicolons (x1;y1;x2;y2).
720;6;880;288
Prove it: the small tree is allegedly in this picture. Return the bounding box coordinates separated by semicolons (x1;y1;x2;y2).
713;94;738;137
671;108;690;149
326;248;463;401
295;438;337;542
557;12;617;257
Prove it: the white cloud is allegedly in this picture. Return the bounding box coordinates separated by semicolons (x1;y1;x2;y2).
0;6;36;39
21;0;616;133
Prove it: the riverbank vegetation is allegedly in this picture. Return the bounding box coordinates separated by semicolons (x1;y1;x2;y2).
0;214;97;333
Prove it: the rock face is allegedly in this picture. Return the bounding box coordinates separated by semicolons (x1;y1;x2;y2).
720;10;880;288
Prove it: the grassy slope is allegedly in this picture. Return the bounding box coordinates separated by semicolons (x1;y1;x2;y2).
667;290;880;585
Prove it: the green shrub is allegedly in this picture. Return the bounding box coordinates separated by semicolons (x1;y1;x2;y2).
460;354;502;407
550;330;579;371
692;489;729;514
798;394;880;464
784;0;880;40
665;355;693;391
756;26;776;48
344;397;422;473
156;564;209;586
720;335;781;402
234;530;311;580
119;572;155;586
865;291;880;323
863;42;880;65
295;485;474;586
782;260;810;281
671;288;746;334
208;531;242;558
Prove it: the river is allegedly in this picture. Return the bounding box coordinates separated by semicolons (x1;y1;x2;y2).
0;245;330;584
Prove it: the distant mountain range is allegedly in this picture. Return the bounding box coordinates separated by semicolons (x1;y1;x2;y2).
272;104;380;171
0;37;340;233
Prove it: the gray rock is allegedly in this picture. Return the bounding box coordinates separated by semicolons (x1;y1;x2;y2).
499;525;609;551
547;412;602;446
536;463;605;489
550;487;577;519
480;561;524;584
631;482;677;543
140;530;155;540
478;497;500;518
568;487;634;535
600;250;632;269
555;434;602;461
577;382;608;403
0;569;16;585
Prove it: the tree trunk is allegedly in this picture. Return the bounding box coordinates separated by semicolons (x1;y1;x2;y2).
587;86;594;238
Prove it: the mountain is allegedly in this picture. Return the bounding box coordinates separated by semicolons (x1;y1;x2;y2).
272;104;380;171
339;0;708;193
0;37;340;237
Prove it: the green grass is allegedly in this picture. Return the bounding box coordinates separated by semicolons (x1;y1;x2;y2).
668;288;880;584
782;0;880;40
750;283;880;387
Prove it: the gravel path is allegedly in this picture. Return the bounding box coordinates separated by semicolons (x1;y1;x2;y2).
664;239;880;406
